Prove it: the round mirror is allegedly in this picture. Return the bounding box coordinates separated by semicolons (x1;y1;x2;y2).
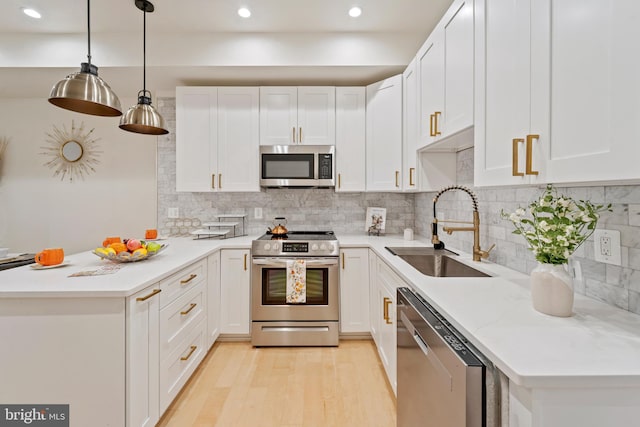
60;140;83;162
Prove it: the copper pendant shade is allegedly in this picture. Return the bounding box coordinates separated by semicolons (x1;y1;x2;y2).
48;0;122;117
119;0;169;135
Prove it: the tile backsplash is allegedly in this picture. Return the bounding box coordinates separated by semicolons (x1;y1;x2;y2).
158;97;639;315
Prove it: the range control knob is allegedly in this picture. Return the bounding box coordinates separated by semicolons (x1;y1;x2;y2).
319;243;327;251
263;243;271;251
272;243;280;251
311;244;319;251
327;243;336;253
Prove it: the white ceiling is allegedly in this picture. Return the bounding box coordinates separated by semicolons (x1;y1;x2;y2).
0;0;454;97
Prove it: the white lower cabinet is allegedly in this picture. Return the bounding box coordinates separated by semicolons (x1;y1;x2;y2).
369;251;381;347
207;251;221;348
375;258;404;396
339;248;370;333
220;249;251;335
126;285;161;427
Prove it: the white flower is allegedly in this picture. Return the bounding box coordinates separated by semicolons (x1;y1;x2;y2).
538;220;551;232
509;213;521;223
539;198;550;207
515;208;525;216
557;198;570;208
581;215;593;223
540;236;552;244
565;224;575;233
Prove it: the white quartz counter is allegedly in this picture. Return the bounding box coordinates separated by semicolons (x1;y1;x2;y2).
3;233;640;391
0;236;255;298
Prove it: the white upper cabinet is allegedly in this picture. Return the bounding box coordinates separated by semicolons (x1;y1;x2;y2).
475;0;640;186
176;87;217;192
402;58;419;191
216;87;260;191
176;87;260;192
366;74;403;191
335;87;366;192
418;0;474;149
260;87;335;145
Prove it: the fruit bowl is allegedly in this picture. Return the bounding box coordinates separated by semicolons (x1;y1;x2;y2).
93;243;168;263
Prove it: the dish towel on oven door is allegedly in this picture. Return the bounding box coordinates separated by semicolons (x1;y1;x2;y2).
286;259;306;303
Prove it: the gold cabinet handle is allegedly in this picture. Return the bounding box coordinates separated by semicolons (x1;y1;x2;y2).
338;173;341;189
383;297;393;324
180;274;197;285
395;171;399;187
292;127;296;143
244;253;248;271
180;303;197;316
409;167;415;186
299;127;303;143
218;173;222;189
211;174;215;189
434;111;442;136
429;114;435;137
341;252;345;270
180;345;197;361
512;138;525;176
525;134;540;176
136;288;161;302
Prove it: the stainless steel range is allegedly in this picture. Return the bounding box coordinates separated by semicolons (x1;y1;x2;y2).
251;231;339;346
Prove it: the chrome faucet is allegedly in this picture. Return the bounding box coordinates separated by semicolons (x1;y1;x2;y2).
432;185;495;262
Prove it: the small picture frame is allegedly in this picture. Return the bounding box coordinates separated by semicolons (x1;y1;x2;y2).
365;207;386;235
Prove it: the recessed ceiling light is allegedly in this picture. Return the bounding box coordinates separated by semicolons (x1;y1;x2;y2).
348;6;362;18
22;7;42;19
238;7;251;18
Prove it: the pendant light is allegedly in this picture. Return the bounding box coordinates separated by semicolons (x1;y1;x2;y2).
119;0;169;135
48;0;122;117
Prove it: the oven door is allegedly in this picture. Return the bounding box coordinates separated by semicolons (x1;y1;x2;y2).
251;257;339;321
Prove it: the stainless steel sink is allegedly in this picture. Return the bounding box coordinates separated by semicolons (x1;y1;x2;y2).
385;247;491;278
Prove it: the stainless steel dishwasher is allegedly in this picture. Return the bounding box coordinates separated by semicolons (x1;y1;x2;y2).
397;287;502;427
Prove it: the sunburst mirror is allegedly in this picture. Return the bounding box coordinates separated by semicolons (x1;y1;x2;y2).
41;121;102;182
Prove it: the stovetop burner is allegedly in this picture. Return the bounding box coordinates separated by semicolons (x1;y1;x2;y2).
260;230;336;241
252;230;339;256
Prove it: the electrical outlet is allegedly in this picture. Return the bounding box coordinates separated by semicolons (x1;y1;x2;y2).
254;207;263;219
593;229;621;265
168;207;179;219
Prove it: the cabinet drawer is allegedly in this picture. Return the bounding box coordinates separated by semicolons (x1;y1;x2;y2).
159;318;206;413
160;282;205;358
159;259;206;308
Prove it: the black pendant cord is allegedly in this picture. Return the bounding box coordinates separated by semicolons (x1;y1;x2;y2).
143;6;146;93
86;0;92;65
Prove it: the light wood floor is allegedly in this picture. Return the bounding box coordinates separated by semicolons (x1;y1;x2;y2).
157;340;397;427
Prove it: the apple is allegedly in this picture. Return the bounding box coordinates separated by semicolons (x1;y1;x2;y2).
126;239;142;252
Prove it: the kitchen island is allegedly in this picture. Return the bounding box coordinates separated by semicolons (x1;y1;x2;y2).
2;235;640;426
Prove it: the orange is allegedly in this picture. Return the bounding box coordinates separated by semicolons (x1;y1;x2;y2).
145;229;158;239
108;242;128;254
103;236;121;247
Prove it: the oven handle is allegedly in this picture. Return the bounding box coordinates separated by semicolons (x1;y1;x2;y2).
252;257;339;267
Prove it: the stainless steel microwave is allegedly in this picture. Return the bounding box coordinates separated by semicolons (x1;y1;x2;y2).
260;145;335;188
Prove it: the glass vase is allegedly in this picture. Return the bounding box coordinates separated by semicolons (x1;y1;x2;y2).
530;262;574;317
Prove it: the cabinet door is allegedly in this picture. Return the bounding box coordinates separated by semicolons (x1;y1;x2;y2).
474;0;535;186
403;59;419;191
376;260;398;396
297;87;336;145
417;34;445;147
534;0;640;184
369;251;380;346
259;87;298;145
366;74;403;191
339;248;370;333
220;249;251;334
335;87;366;192
207;251;221;348
126;285;161;427
443;0;474;136
176;87;217;192
217;87;260;191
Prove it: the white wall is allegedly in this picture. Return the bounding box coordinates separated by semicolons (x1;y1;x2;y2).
0;98;157;255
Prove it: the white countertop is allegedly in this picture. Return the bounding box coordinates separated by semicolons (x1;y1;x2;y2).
3;233;640;389
0;236;255;298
